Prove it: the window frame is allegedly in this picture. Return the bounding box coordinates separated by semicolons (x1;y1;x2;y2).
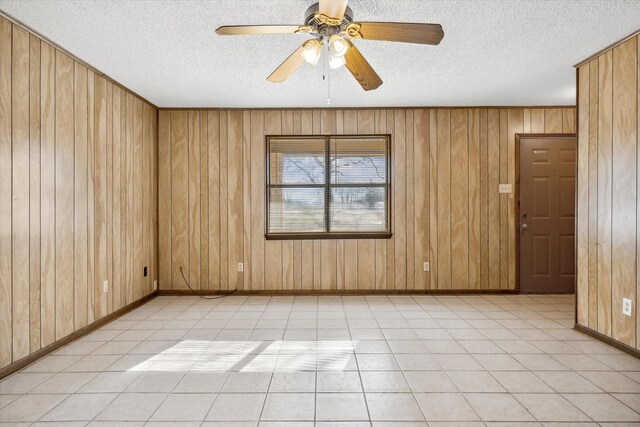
265;134;392;240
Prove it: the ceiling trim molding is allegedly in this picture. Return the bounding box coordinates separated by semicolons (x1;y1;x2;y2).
574;27;640;68
0;9;159;109
158;105;576;111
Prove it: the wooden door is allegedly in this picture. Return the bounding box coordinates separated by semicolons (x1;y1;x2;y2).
519;136;576;293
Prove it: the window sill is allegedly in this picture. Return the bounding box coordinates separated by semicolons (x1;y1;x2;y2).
265;232;393;241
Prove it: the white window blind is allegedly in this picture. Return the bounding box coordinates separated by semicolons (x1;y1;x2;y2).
266;135;391;239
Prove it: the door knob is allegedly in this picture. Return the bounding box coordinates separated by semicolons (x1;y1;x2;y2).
521;223;529;231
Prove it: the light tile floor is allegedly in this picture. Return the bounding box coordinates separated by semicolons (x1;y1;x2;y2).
1;294;640;426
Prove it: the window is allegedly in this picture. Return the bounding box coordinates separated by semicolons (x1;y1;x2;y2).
266;135;391;239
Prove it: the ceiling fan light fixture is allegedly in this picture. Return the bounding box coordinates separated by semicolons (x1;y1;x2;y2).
328;54;346;69
328;34;349;57
302;39;322;65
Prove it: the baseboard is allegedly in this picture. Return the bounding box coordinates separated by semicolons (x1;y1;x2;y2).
574;323;640;360
158;289;519;296
0;291;159;380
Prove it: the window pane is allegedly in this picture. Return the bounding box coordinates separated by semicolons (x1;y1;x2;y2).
330;187;387;232
268;187;326;233
330;137;388;184
269;138;326;185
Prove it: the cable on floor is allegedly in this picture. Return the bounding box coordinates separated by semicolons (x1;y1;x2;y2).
179;266;237;300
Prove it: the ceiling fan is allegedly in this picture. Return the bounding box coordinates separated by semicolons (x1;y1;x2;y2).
215;0;444;91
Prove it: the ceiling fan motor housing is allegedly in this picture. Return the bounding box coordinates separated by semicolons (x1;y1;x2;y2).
305;2;354;39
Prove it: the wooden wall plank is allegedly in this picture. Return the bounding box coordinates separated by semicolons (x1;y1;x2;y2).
105;82;113;313
158;111;171;289
12;25;30;360
588;59;600;330
29;35;41;352
576;64;590;327
436;109;451;289
133;99;143;300
544;108;563;133
531;109;545;133
450;109;469;289
499;109;508;289
610;37;637;347
54;50;75;339
73;62;88;327
637;35;640;351
596;51;613;336
188;111;201;289
171;111;189;290
242;111;251;291
487;109;500;290
469;109;481;289
357;109;375;290
118;88;127;304
374;109;388;290
479;109;489;289
507;109;523;290
428;110;438;289
86;70;95;324
394;109;407;289
0;16;11;365
413;109;429;290
94;76;108;318
227;110;243;290
249;110;263;290
112;86;123;309
200;111;209;290
405;109;415;290
208;111;221;289
563;108;576;133
264;110;282;290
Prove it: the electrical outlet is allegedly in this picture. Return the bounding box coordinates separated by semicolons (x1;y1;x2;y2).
103;280;108;293
423;262;430;272
153;280;158;290
623;298;633;316
499;184;512;194
238;262;244;273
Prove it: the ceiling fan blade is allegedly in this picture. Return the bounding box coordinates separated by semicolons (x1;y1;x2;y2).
267;43;308;83
348;22;444;45
343;40;383;91
216;25;303;35
319;0;349;20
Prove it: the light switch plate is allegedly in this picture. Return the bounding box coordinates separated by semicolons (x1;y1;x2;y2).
423;262;430;272
238;262;244;273
623;298;633;316
499;184;513;194
103;280;108;293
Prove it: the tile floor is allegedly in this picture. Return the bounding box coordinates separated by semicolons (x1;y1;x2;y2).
1;294;640;426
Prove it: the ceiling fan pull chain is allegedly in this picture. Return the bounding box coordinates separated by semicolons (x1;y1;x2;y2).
326;47;332;105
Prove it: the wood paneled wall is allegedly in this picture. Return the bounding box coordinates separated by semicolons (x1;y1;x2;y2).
158;107;575;292
0;16;158;370
576;32;640;349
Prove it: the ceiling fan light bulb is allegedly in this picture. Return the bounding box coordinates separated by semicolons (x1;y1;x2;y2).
302;40;321;65
328;34;349;57
328;54;346;69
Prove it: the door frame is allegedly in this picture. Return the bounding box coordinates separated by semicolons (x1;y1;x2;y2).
515;133;577;294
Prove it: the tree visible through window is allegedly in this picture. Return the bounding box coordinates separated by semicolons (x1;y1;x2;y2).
266;135;391;239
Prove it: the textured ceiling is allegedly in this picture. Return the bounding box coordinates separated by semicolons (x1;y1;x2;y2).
1;0;640;108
